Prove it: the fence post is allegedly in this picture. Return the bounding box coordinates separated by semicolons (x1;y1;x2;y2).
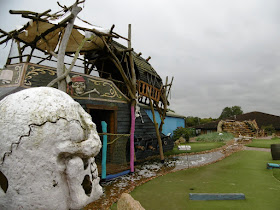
101;121;107;180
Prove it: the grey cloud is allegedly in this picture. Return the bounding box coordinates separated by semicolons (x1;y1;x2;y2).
1;0;280;118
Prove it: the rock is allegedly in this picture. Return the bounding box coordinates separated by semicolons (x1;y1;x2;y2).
117;193;145;210
178;136;186;144
0;87;103;210
174;139;180;145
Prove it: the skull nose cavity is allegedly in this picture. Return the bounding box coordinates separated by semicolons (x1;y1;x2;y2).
82;158;89;170
81;175;92;196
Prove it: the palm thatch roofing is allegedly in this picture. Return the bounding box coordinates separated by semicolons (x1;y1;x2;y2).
0;7;164;98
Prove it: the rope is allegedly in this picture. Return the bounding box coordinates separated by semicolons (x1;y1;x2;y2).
98;133;130;136
98;133;131;145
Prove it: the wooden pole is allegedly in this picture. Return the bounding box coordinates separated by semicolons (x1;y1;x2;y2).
148;89;164;162
57;3;81;92
101;37;135;99
128;24;136;95
128;24;137;172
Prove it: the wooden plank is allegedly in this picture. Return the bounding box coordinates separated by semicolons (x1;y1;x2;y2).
189;193;246;200
86;104;118;110
137;80;161;102
148;90;164;162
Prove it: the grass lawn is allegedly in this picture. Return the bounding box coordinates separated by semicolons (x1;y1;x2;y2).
246;138;280;148
128;151;280;210
164;142;225;156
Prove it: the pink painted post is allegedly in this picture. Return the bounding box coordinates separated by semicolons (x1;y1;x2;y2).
130;105;135;172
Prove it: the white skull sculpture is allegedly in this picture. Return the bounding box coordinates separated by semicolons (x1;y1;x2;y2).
0;87;102;210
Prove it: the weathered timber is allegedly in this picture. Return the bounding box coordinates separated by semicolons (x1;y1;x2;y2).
101;36;134;99
47;35;93;88
148;89;164;162
56;3;81;92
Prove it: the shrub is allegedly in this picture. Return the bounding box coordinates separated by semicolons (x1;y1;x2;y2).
261;124;275;135
172;127;190;142
196;132;234;142
187;128;196;137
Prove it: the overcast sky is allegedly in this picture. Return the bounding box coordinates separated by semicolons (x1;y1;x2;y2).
1;0;280;118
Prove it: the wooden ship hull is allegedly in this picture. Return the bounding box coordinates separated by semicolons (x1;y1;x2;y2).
0;6;174;176
0;63;173;174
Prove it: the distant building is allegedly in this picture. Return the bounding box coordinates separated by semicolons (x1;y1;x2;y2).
194;111;280;137
144;107;186;136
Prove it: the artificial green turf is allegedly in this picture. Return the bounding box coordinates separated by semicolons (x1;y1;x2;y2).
246;138;280;148
129;151;280;210
164;142;225;156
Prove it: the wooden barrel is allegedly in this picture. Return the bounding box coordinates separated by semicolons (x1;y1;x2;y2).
271;144;280;160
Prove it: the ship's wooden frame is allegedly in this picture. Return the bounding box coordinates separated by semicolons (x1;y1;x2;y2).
0;3;174;170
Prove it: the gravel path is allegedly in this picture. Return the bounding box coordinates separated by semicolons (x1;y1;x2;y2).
171;151;224;171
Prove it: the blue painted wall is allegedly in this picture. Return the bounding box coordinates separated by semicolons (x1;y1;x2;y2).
144;109;185;136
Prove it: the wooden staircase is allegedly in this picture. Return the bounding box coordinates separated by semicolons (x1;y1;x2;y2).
222;121;256;137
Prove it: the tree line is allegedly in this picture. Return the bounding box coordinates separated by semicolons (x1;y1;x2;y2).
185;105;243;127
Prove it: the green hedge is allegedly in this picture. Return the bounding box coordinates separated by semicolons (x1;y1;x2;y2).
196;132;234;142
172;127;190;142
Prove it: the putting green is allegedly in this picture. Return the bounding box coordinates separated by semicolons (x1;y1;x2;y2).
129;151;280;210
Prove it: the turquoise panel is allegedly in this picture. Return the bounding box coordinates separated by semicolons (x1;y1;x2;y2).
144;110;185;136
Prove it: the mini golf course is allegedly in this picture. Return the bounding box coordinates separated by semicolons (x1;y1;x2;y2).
164;142;225;156
246;138;280;148
128;150;280;210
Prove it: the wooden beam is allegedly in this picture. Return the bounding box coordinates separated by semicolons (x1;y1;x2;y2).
10;10;39;15
16;40;23;63
21;14;49;22
9;9;51;17
38;9;52;17
109;24;115;33
128;24;136;98
158;77;169;133
148;89;165;162
166;76;174;99
118;48;133;53
101;36;135;99
73;25;118;38
146;56;151;62
112;32;129;41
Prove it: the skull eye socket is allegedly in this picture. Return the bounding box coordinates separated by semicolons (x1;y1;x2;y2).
73;82;79;87
81;175;92;196
0;171;8;193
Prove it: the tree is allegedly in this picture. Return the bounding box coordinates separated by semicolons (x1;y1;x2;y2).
185;116;200;127
200;117;216;124
219;106;243;119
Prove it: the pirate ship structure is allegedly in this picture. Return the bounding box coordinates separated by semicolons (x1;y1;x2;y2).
0;1;174;178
